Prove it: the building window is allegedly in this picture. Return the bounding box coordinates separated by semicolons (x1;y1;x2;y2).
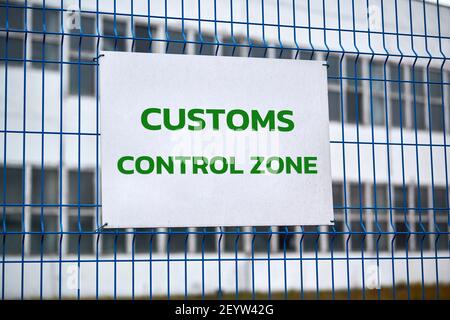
345;56;364;124
298;49;314;60
0;1;25;65
31;168;58;204
433;187;448;215
248;40;266;58
68;170;94;205
413;186;430;251
30;213;58;255
346;55;362;87
371;184;389;252
436;221;449;251
195;33;216;56
167;227;188;253
433;187;449;251
278;226;296;252
133;23;156;53
31;41;60;69
301;226;319;253
328;91;341;122
223;227;244;253
413;67;425;97
69;15;96;96
252;226;272;253
102;18;127;52
134;228;158;254
389;63;408;128
0;167;23;204
429;69;442;98
430;102;444;132
0;0;25;29
411;66;427;130
102;228;127;254
328;55;342;122
448;71;450;132
68;62;95;96
69;15;95;52
0;167;23;255
67;170;95;255
30;168;59;255
67;215;94;255
390;97;406;128
389;63;405;93
0;213;22;255
346;90;364;124
32;6;59;33
393;186;409;250
195;227;217;253
0;37;24;62
221;36;241;57
327;54;340;83
165;29;186;54
349;183;365;252
330;182;345;252
31;6;61;70
274;47;292;59
370;61;386;126
372;96;385;126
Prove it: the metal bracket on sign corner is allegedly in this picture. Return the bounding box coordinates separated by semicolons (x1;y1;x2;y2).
93;54;105;62
322;63;330;68
95;222;108;232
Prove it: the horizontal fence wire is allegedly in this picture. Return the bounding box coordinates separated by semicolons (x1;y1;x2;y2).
0;0;449;300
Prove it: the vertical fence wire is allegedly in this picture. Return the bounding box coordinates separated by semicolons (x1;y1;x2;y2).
0;0;449;300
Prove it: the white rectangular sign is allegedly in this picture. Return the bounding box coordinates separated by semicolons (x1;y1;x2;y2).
99;52;333;228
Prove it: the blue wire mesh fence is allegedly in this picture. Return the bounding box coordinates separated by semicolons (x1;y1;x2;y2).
0;0;449;300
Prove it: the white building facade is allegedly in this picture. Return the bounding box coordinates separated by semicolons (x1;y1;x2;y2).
0;0;449;298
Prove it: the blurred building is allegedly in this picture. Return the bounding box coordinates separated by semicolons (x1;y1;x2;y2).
0;0;449;298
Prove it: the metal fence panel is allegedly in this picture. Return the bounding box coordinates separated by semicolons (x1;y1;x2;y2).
0;0;449;300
